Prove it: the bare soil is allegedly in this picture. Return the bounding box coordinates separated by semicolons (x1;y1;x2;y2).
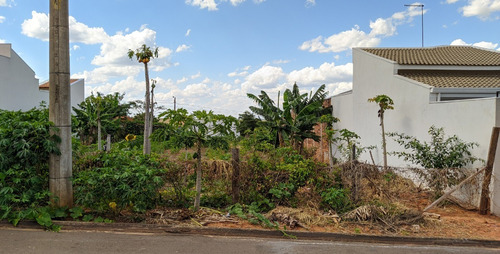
204;206;500;241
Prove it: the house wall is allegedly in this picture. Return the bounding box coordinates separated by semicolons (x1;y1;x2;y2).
0;44;41;111
39;80;84;112
332;48;500;215
0;44;85;112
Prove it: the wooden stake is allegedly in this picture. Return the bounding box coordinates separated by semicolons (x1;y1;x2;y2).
231;148;240;204
479;127;500;215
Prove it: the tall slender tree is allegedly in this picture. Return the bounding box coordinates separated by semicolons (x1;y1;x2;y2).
158;109;237;211
368;94;394;170
128;44;158;155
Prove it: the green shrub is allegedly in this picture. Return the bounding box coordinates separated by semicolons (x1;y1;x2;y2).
321;187;351;213
0;107;61;229
388;126;482;197
269;183;295;206
73;150;165;213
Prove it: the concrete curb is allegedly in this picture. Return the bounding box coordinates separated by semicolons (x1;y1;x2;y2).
1;220;499;249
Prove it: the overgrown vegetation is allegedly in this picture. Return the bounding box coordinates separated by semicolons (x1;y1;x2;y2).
0;85;482;234
0;106;62;230
388;126;482;197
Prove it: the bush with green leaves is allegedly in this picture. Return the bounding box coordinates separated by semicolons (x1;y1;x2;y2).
73;150;165;213
330;129;375;162
388;125;482;197
320;187;351;213
0;107;61;229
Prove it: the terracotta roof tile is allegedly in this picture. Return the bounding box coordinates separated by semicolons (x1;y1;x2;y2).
39;79;79;90
398;70;500;88
362;46;500;66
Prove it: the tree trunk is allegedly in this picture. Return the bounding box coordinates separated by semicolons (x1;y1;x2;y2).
278;131;284;147
97;118;102;150
231;148;240;204
143;63;151;155
380;112;388;171
149;84;155;138
194;142;202;211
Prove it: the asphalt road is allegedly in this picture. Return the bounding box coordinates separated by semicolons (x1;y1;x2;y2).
0;228;499;254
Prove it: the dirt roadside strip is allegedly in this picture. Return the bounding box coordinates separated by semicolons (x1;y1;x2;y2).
1;220;499;249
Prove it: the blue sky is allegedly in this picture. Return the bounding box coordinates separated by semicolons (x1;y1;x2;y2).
1;0;500;115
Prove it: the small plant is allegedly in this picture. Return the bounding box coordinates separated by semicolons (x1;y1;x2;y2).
388;126;482;197
331;129;375;161
321;187;351;213
368;94;394;170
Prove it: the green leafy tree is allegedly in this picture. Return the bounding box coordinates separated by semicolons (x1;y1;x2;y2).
368;94;394;170
73;92;130;146
247;83;331;153
282;83;331;153
247;90;288;147
128;44;159;155
388;126;481;197
237;111;260;137
158;109;237;210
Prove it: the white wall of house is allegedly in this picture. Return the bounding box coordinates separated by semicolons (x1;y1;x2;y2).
332;48;500;215
0;44;84;112
39;79;85;111
0;44;41;111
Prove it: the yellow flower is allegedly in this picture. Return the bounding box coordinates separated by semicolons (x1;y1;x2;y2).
125;134;136;141
109;201;117;210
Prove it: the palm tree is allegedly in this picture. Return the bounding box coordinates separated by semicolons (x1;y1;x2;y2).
283;83;331;153
368;94;394;170
247;91;288;147
128;44;159;155
247;83;331;153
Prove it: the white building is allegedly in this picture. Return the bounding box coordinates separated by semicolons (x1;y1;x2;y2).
0;43;84;111
332;46;500;215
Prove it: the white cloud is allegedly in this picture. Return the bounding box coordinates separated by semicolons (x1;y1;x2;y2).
450;38;499;50
68;16;109;44
21;11;49;41
177;77;188;84
0;16;4;23
369;18;396;37
176;44;191;53
185;29;191;37
300;4;425;53
461;0;500;20
21;11;109;44
230;0;246;6
287;62;353;85
0;0;13;7
241;65;285;91
191;72;202;79
300;26;380;53
185;0;218;11
18;12;176;85
446;0;459;3
450;39;468;45
305;0;315;7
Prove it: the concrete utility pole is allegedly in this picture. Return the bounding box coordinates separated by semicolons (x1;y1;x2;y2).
49;0;73;207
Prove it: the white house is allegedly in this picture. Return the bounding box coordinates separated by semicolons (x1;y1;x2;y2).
332;46;500;215
0;43;84;111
